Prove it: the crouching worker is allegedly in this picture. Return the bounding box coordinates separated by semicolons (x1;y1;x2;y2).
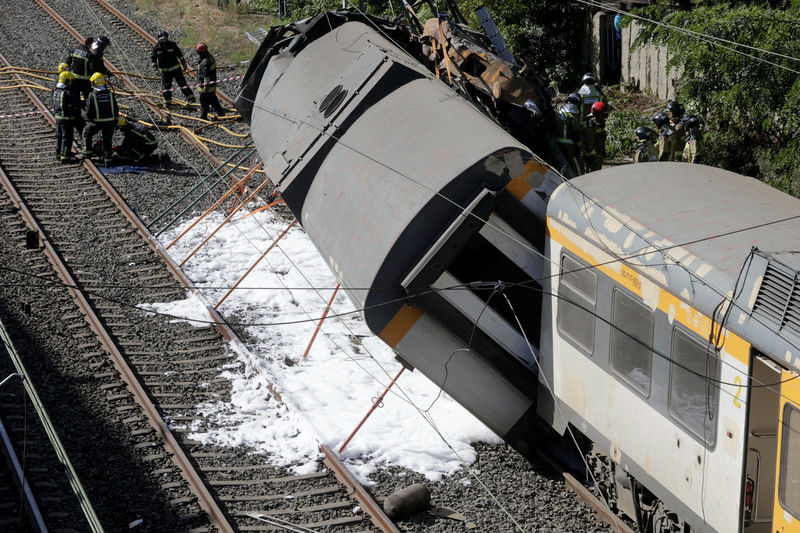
115;117;158;163
53;71;83;163
83;72;118;166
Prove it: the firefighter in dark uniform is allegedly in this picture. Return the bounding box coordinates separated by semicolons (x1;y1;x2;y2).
83;72;118;166
115;117;159;163
151;30;195;106
681;115;702;164
554;93;583;176
195;42;225;120
633;126;657;163
65;37;93;99
53;71;83;163
666;101;686;161
582;101;608;172
88;35;112;78
652;111;675;162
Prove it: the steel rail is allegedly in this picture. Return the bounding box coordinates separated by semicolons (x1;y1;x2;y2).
321;445;400;533
32;0;222;165
536;449;637;533
89;0;235;106
0;49;236;533
0;375;50;532
9;10;391;531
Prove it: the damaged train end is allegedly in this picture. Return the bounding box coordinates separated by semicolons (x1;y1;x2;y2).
235;12;563;452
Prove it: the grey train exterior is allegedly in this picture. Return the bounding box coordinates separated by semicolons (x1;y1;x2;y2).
235;13;562;451
236;11;800;533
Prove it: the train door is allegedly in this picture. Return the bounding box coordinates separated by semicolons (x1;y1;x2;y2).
745;354;781;532
773;367;800;532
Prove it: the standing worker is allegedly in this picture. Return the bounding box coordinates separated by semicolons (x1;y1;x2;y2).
666;101;686;161
651;111;675;162
52;71;83;163
65;37;93;99
114;117;159;163
577;73;604;118
633;126;656;163
195;42;225;121
151;31;196;107
582;101;608;172
88;36;112;78
681;115;702;163
554;93;583;177
83;72;118;167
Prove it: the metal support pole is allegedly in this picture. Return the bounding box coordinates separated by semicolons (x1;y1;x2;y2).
338;367;405;453
301;284;339;359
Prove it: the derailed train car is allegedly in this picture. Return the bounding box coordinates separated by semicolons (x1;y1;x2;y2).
236;10;562;449
237;9;800;533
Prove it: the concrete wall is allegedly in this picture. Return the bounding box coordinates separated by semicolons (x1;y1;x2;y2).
620;21;681;100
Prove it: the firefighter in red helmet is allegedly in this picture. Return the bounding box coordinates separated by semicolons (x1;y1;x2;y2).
582;101;608;172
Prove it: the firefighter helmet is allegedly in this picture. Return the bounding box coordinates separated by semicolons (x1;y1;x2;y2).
683;115;700;129
652;111;669;128
96;35;110;48
195;42;208;53
634;126;653;141
591;101;608;117
567;93;581;106
90;72;106;87
117;116;127;127
666;101;685;117
157;30;169;41
58;70;74;85
57;62;69;74
582;72;596;85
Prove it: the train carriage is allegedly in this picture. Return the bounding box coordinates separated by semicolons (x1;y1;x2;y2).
545;162;800;532
237;11;800;533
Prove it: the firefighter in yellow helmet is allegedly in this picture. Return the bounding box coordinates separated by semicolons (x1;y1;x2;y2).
83;72;118;166
52;71;83;163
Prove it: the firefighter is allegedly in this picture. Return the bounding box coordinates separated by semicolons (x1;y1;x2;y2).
83;72;118;166
53;71;83;163
65;37;93;99
582;101;607;172
577;72;604;118
88;35;112;78
682;115;702;164
151;30;195;106
555;93;583;176
114;117;159;163
633;126;657;163
195;42;225;121
652;111;675;162
666;101;686;161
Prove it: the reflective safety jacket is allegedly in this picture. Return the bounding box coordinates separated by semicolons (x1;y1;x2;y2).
151;40;186;72
634;141;657;163
682;132;702;164
555;104;583;175
88;50;110;77
121;123;157;154
656;125;675;162
197;53;218;93
671;119;687;161
578;83;603;118
66;45;91;79
85;87;118;123
52;84;81;120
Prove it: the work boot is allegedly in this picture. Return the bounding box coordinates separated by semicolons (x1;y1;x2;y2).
163;98;172;107
186;93;196;104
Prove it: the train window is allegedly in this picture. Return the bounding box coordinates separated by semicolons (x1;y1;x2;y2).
779;404;800;519
557;254;596;355
610;288;653;396
668;329;720;446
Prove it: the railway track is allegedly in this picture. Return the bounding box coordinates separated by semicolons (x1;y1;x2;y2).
0;39;392;532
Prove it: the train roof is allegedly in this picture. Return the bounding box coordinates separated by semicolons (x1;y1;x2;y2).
549;162;800;368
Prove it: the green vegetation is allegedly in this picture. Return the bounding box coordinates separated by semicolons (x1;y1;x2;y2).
628;1;800;192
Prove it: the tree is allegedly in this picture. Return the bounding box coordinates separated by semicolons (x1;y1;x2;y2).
630;1;800;192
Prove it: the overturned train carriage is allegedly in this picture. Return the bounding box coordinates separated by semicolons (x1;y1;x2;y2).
236;12;563;450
